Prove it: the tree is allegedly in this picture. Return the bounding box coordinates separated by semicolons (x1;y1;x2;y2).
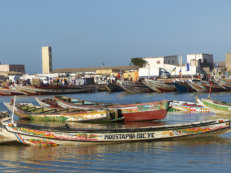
131;57;147;67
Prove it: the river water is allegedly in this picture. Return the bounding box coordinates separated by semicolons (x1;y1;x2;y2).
0;91;231;172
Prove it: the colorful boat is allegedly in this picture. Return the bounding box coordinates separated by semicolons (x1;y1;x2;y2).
0;118;230;146
169;100;210;112
196;97;231;114
35;97;62;108
3;102;108;122
54;95;170;122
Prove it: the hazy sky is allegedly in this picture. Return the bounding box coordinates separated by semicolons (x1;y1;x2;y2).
1;0;231;73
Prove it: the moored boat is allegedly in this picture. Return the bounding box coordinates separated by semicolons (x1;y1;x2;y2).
169;100;210;112
15;85;94;95
3;102;108;122
0;118;230;146
35;97;62;108
196;97;231;114
54;95;170;122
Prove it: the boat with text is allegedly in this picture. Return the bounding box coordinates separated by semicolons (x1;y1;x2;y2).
0;118;229;146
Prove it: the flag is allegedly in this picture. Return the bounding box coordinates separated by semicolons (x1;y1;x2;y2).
171;67;176;74
179;69;182;77
186;63;190;71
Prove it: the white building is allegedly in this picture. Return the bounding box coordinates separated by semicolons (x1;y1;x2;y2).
42;46;52;74
187;53;213;69
139;53;213;78
139;55;178;77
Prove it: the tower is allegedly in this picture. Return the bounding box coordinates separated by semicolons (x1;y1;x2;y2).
42;46;52;74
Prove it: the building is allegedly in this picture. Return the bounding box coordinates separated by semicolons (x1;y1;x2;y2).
225;53;231;70
42;46;52;74
187;53;214;70
0;64;25;75
139;55;178;77
52;66;138;74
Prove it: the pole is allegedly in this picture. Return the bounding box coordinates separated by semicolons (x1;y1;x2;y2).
11;95;16;124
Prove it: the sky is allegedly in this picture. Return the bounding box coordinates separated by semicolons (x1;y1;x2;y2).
0;0;231;74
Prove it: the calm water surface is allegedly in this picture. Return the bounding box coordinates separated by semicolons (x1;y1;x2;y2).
0;91;231;172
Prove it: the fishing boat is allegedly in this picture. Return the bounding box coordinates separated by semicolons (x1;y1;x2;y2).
0;118;230;146
35;97;62;108
0;87;26;96
54;95;170;122
188;81;208;92
54;95;114;109
200;81;226;92
169;100;210;112
118;81;153;93
105;82;124;92
15;85;94;95
196;97;231;114
3;102;108;122
172;80;194;93
143;79;176;92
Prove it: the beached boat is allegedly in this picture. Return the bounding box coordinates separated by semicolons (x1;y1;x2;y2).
105;82;124;92
3;102;108;122
143;79;176;92
200;81;226;92
118;81;153;93
188;81;208;92
54;95;170;122
196;97;231;114
0;118;229;146
169;100;210;112
172;80;194;93
0;87;26;96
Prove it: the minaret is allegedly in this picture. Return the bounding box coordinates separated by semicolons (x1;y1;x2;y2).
42;46;52;74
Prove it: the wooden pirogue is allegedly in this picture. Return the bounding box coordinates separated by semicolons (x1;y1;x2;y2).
0;118;230;146
196;97;231;114
3;102;108;122
53;95;170;122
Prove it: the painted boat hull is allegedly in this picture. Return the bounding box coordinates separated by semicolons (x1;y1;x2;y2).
1;119;230;146
3;102;108;122
169;100;210;112
54;96;170;122
196;98;231;114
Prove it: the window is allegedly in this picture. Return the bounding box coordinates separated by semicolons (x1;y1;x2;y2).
172;60;174;64
168;60;170;64
157;61;160;64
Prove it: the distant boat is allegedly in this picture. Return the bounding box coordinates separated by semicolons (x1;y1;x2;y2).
143;79;176;92
1;118;230;146
15;85;94;95
172;80;194;93
118;81;153;93
188;81;208;92
105;82;124;92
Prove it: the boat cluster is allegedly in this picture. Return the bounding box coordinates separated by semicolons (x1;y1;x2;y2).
1;77;231;96
0;95;230;146
112;77;231;93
